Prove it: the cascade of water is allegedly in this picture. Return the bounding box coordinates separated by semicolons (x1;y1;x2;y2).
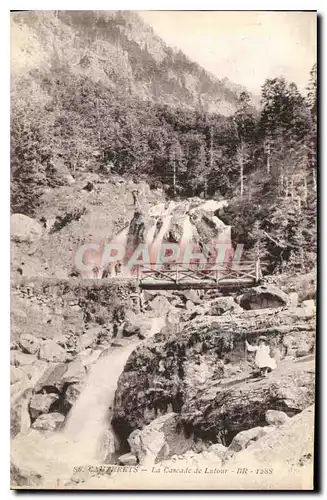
64;342;138;463
63;313;165;464
145;219;158;245
152;214;173;249
180;215;194;246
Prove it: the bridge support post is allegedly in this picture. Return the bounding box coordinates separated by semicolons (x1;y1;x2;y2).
255;258;260;283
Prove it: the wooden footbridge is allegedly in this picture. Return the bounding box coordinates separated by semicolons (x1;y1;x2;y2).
136;259;266;290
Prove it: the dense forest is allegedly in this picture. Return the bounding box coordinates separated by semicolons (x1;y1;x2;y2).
11;58;317;273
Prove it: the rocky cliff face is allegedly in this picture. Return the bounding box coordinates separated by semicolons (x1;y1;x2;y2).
11;10;254;116
113;294;315;447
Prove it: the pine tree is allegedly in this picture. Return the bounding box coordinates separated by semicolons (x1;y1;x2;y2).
233;91;256;197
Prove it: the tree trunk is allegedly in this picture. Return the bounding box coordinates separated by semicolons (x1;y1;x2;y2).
303;175;308;204
173;158;176;198
239;143;244;197
266;142;271;174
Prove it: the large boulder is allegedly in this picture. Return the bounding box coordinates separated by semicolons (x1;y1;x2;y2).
11;365;29;385
11;351;36;367
301;300;316;317
29;393;59;421
32;412;65;431
34;363;68;393
62;359;85;385
180;358;315;442
11;214;43;244
238;285;289;310
265;409;290;427
118;452;138;466
39;340;70;363
225;426;272;459
19;334;41;355
122;321;141;338
149;295;172;316
79;327;101;350
208;296;243;316
127;413;194;466
225;406;314;489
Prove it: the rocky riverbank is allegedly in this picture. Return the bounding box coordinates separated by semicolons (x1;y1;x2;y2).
10;272;316;488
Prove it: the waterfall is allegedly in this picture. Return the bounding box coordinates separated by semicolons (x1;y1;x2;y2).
152;214;173;249
63;315;164;465
64;341;138;463
145;219;158;245
180;215;194;246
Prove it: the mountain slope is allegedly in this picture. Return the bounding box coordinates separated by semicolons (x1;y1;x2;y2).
11;10;253;116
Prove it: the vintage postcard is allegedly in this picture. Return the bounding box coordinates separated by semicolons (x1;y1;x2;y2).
10;10;317;490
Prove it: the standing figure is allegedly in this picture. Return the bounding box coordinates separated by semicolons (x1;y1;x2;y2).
245;335;277;377
115;260;122;276
132;189;139;207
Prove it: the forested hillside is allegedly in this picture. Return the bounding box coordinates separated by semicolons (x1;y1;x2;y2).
11;11;317;274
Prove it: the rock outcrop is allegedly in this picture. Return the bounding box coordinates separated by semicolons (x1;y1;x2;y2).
11;214;43;244
238;285;289;310
127;413;197;466
32;412;65;431
113;305;315;447
225;405;314;487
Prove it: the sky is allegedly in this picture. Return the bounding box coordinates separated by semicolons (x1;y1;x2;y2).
138;11;317;94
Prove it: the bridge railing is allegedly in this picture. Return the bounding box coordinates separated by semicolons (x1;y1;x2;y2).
136;258;267;285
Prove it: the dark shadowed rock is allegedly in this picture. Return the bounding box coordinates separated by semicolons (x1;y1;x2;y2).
29;393;59;420
180;359;314;443
123;321;141;337
238;285;288;310
11;461;43;488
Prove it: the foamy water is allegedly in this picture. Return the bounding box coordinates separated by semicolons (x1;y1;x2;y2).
64;342;138;462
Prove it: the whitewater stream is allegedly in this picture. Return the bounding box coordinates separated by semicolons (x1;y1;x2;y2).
63;341;139;463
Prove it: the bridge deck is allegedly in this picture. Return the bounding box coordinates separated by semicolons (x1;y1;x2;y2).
139;277;258;290
136;260;265;290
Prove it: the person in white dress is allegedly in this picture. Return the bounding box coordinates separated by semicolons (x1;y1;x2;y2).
245;335;277;377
